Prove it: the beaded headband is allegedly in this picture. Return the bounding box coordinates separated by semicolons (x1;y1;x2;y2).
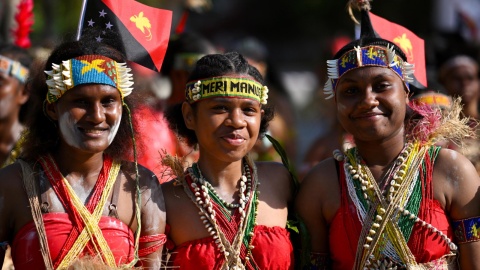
0;55;29;83
185;76;269;104
44;55;134;104
323;44;414;99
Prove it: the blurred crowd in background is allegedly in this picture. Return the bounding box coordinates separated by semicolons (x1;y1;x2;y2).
1;0;480;176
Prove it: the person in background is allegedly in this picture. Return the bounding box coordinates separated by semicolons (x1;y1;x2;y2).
0;34;166;269
232;37;297;165
299;35;354;180
439;55;479;120
162;52;294;269
162;31;218;107
438;55;480;173
161;31;218;170
296;2;480;268
0;44;32;270
0;44;31;168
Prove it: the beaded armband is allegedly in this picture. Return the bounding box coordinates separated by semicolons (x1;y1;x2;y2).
452;216;480;244
305;252;329;270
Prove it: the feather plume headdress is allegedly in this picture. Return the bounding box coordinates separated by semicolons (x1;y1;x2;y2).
12;0;34;49
44;55;134;103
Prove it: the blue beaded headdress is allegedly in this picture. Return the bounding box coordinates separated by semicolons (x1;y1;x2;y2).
323;0;415;99
323;44;414;99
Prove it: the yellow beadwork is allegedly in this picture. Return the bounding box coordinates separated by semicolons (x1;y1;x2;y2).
347;141;430;268
54;159;121;269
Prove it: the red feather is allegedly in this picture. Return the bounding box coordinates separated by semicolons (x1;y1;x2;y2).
12;0;34;49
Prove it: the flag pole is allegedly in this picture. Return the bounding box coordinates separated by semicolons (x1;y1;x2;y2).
76;0;89;40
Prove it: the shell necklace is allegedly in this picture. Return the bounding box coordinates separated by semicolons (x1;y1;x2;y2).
334;143;457;268
183;160;259;270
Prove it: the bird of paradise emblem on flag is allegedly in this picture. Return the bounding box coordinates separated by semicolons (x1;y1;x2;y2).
77;0;172;72
130;12;152;41
369;12;426;88
393;33;414;62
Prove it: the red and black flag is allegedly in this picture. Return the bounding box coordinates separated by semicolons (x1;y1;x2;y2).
369;12;427;88
77;0;172;72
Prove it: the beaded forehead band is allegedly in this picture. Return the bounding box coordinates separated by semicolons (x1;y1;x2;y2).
0;55;29;83
185;76;269;104
323;44;414;99
44;55;134;104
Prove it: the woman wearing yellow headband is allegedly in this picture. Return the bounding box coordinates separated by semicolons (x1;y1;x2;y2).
0;35;166;269
162;52;295;269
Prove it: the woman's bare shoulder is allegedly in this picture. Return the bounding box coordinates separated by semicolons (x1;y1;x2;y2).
296;157;341;214
301;157;339;188
434;148;480;220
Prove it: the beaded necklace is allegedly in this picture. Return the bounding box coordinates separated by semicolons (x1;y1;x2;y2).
182;158;260;270
334;142;457;268
38;154;121;268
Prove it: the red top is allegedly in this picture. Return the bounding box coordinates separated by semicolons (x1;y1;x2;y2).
11;213;135;269
168;225;294;269
329;160;453;269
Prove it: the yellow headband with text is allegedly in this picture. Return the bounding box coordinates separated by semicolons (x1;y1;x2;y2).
185;76;268;104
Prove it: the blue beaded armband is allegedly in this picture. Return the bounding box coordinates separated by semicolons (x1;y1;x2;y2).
452;216;480;244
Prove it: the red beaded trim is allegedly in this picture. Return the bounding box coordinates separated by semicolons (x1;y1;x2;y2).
138;234;167;256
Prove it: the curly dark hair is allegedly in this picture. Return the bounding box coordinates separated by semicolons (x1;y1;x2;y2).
0;43;33;124
165;51;275;147
21;33;138;161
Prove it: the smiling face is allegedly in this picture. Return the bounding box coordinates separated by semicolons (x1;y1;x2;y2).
335;66;409;143
47;84;123;154
183;92;263;163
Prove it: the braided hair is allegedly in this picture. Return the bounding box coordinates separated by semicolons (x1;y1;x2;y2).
165;51;275;146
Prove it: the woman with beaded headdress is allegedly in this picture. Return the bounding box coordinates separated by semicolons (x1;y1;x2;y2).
162;51;295;269
0;43;32;270
296;1;480;269
0;44;31;168
0;32;166;269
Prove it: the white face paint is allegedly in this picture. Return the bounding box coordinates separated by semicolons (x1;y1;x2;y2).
108;114;121;145
58;111;82;149
57;108;122;150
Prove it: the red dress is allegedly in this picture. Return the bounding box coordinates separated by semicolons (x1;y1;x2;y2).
329;157;453;269
167;224;294;269
11;213;135;270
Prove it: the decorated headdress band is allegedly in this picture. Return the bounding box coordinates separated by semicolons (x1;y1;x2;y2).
185;76;269;104
412;92;452;110
323;44;414;99
0;55;29;83
44;55;134;104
